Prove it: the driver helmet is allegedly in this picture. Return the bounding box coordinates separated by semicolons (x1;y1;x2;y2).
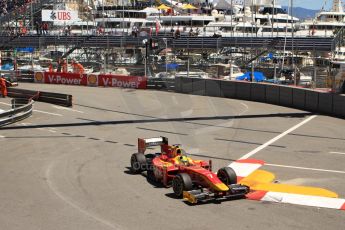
180;155;189;165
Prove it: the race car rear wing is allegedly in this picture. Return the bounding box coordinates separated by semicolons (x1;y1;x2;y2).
138;137;168;154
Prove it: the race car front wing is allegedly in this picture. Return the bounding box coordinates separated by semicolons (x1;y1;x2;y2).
183;184;250;204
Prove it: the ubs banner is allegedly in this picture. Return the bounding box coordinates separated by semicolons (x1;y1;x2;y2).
42;10;79;22
34;72;147;89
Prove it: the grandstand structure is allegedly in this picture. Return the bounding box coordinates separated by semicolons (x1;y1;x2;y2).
0;1;344;59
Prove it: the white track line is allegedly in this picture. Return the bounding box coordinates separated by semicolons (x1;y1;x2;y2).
53;105;84;113
46;162;121;230
330;152;345;155
34;110;63;116
239;115;317;160
240;102;249;110
48;129;57;133
0;135;5;138
1;102;62;116
266;163;345;174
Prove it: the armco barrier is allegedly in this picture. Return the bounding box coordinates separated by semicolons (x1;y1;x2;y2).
0;99;34;127
333;94;345;118
7;88;72;107
146;78;175;90
175;76;345;119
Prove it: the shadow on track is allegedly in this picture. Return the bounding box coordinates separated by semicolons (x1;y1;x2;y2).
0;112;313;131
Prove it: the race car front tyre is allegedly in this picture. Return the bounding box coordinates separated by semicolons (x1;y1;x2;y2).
130;153;147;173
217;167;237;185
172;173;193;198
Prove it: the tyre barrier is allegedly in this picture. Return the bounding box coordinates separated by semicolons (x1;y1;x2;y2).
7;88;73;107
0;98;34;127
174;77;345;119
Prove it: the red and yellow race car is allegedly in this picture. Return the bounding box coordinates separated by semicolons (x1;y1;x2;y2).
130;137;249;204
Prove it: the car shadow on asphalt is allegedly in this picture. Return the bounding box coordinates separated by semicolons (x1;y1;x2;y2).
165;193;246;206
123;167;165;188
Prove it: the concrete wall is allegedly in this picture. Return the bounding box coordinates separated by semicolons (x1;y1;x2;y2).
205;79;221;97
180;77;193;94
333;94;345;118
279;86;293;107
192;78;206;96
236;81;251;100
305;90;319;112
175;77;345;119
220;81;236;98
266;85;280;105
250;83;266;102
318;92;333;114
292;88;306;110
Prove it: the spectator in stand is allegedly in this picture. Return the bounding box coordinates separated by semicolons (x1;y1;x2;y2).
42;22;48;35
56;58;62;72
35;21;41;35
61;58;68;73
72;60;84;74
48;60;53;72
0;0;29;17
174;27;180;39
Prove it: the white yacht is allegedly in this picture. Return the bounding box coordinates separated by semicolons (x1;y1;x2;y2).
297;0;345;37
93;7;159;35
142;14;217;36
207;0;300;37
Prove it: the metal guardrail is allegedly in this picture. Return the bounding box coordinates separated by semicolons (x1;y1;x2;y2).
0;35;335;52
7;88;73;107
147;77;175;90
0;98;34;127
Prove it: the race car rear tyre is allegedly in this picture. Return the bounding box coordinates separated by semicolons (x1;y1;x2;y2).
130;153;147;173
217;167;237;185
172;173;193;198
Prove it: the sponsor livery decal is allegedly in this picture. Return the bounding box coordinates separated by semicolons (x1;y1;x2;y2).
44;72;87;85
98;74;147;89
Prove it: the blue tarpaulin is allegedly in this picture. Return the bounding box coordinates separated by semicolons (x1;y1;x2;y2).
236;71;266;82
0;63;14;70
15;47;34;53
165;63;179;70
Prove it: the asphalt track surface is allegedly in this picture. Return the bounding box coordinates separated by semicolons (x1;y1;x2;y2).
0;83;344;230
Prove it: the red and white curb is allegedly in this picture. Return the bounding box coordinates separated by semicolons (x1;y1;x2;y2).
228;158;265;182
247;191;345;211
